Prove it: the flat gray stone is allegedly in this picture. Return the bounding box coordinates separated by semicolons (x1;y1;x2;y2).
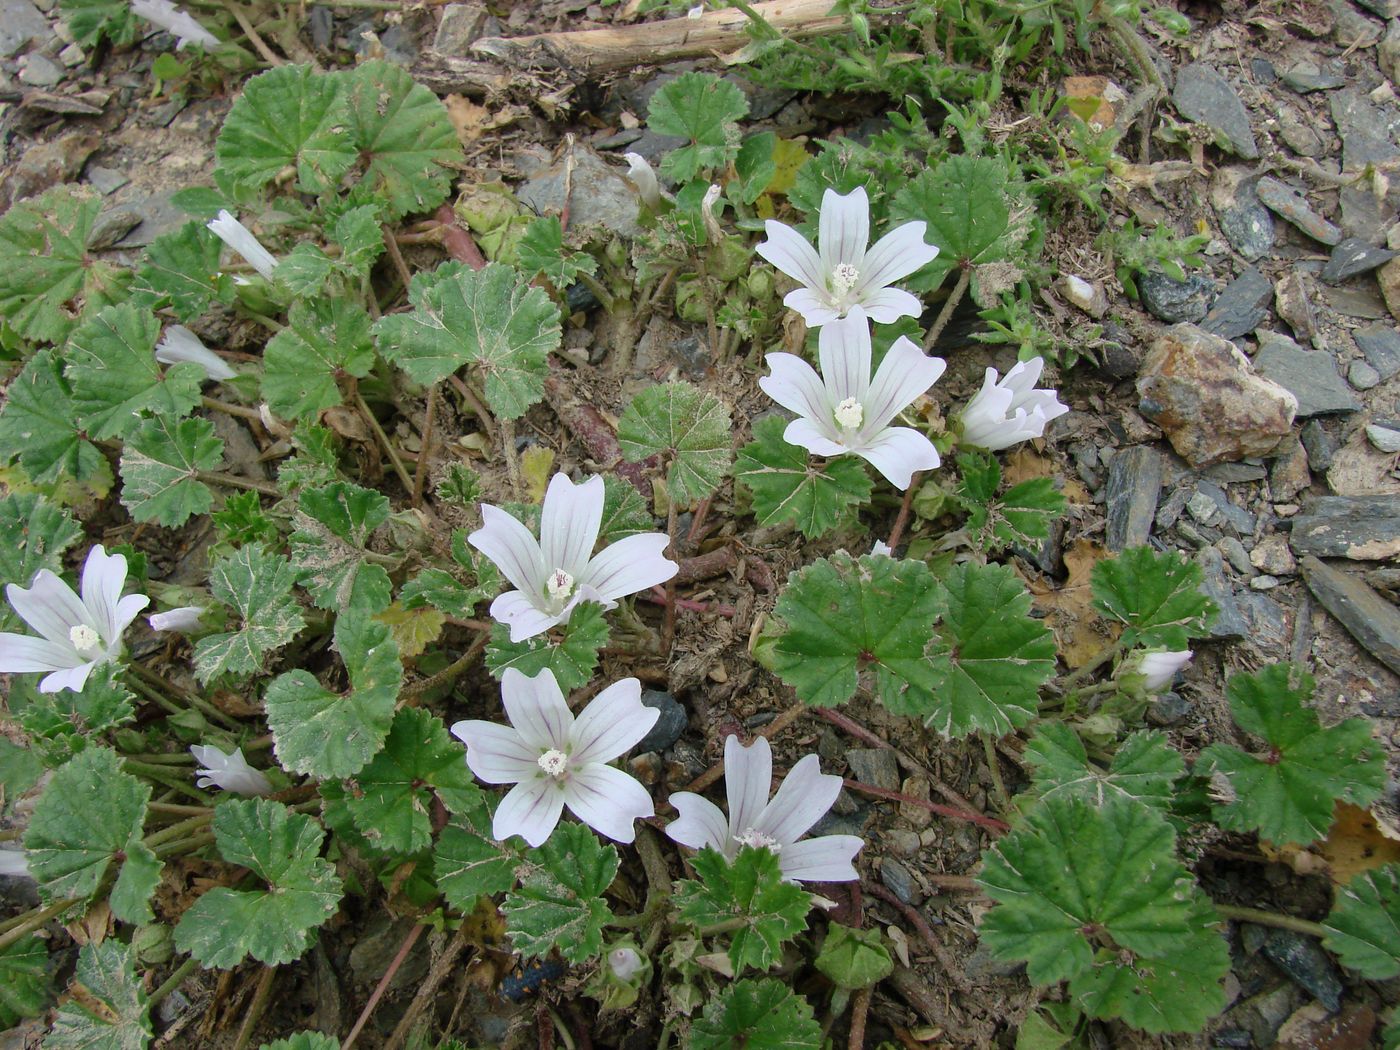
1331;88;1400;171
1218;179;1275;261
84;165;129;195
1173;63;1259;158
1196;478;1257;535
1350;359;1382;389
431;2;491;54
1322;237;1397;284
0;0;50;58
1104;446;1162;550
879;858;919;905
1253;335;1361;416
1198;547;1248;639
1300;419;1339;472
1367;423;1400;452
845;748;899;792
1353;323;1400;379
1262;929;1344;1012
1256;177;1343;246
1280;61;1347;92
1301;555;1400;676
18;51;63;87
1201;266;1272;339
1139;270;1216;324
1291;495;1400;559
636;690;687;753
1275;270;1321;346
517;144;643;238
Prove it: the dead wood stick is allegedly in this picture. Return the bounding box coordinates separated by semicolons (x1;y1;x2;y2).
470;0;847;73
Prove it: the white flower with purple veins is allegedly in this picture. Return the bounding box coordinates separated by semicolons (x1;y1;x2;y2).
451;668;659;847
958;357;1069;452
0;546;149;694
155;326;237;382
667;735;863;884
759;311;945;490
469;473;678;644
756;186;939;327
190;744;272;796
131;0;219;49
207;210;278;283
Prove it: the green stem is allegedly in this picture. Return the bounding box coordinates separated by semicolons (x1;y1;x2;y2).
354;392;416;494
122;760;215;805
144;813;215;849
149;957;199;1007
575;271;616;313
1059;640;1125;691
197;470;280;498
154;832;217;859
1215;904;1329;940
0;899;78;953
923;265;972;352
981;732;1010;812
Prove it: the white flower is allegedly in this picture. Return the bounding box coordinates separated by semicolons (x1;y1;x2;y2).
667;735;862;883
758;312;945;490
958;357;1069;451
0;546;149;694
0;847;32;879
451;668;659;847
155;326;236;382
149;606;206;633
755;186;938;327
1119;649;1192;693
131;0;219;49
207;210;278;282
870;540;893;557
623;153;664;211
469;473;679;644
190;744;273;796
701;183;724;243
608;946;645;981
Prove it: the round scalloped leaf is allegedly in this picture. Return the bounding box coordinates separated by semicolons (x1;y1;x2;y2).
119;416;224;527
686;978;820;1050
0;350;110;493
502;822;618;963
1323;863;1400;980
735;415;871;538
617;381;733;508
45;940;151;1050
0;493;82;632
262;298;375;422
1090;546;1214;651
675;847;811;975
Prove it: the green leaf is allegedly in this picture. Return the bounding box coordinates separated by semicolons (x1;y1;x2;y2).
687;978;821;1050
372;262;560;419
59;0;139;47
772;552;943;709
23;748;156;923
132;222;235;323
330;205;386;278
17;665;137;754
734;132;778;205
262;298;375;422
0;737;46;802
956;451;1065;553
274;243;337;297
1024;724;1183;814
1198;664;1385;846
45;941;151;1050
0;350;109;490
290;481;394;614
814;925;894;991
0;936;50;1028
66;304;203;441
215;64;357;195
617;381;732;507
484;603;610;693
1090;546;1214;650
675;847;811;974
434;804;519;911
503;822;618;963
516;217;599;287
0;493;82;632
344;707;482;856
211;490;280;548
193;545;306;683
400;533;500;619
647;72;749;183
264;615;401;778
913;562;1056;737
173;798;343;968
260;1035;340;1050
119;416;223;527
599;476;655;543
1324;864;1400;979
342;60;462;220
0;185;131;344
735;415;871;538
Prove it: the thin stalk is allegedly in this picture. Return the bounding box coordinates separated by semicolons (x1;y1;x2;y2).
923;265;971;351
197;470;280;498
661;496;679;654
1215;905;1328;939
448;374;497;442
412;383;438;508
0;899;78;953
149;957;199;1007
354;392;416;494
401;633;489;703
343;924;426;1050
144;813;215;849
232;964;279;1050
500;417;523;497
228;2;285;66
574;271;616;312
121;760;215;805
125;752;197;765
129;662;241;731
154;832;216;859
202;396;263;424
886;473;920;551
981;732;1010;812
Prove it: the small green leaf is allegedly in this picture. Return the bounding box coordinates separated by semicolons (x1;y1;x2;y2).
484;603;610;693
1198;664;1385;846
17;665;137;754
814;925;894;991
262;299;375;422
0;493;82;632
0;737;46;801
0;936;49;1027
330;204;386;279
735;415;871;538
1024;724;1184;814
516;216;598;287
66;304;203;441
264;615;401;779
434;805;519;911
734;132;778;205
290;481;394;614
1091;546;1215;650
132;222;235;323
687;978;821;1050
503;822;618;963
617;381;732;507
59;0;139;46
215;64;357;195
260;1035;340;1050
119;416;223;527
1324;864;1400;979
676;847;811;974
0;350;109;490
45;940;151;1050
173;798;344;968
647;72;749;184
599;476;656;543
956;451;1065;554
344;707;482;856
193;545;306;683
373;262;560;419
211;490;280;548
273;244;336;298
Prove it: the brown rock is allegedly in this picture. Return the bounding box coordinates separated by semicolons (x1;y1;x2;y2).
1137;324;1298;466
1376;257;1400;324
1274;993;1375;1050
1270;438;1312;501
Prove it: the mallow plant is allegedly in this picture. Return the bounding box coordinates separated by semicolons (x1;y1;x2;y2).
0;54;1395;1050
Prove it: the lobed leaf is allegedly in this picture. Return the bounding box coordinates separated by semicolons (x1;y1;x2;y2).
1024;724;1183;814
675;847;811;975
617;382;732;508
0;936;50;1028
119;416;223;527
0;493;82;632
503;822;617;963
1090;546;1214;650
434;805;519;912
735;416;871;538
687;978;821;1050
1323;863;1400;980
132;222;235;323
485;603;610;693
290;481;394;614
647;71;748;183
262;299;375;422
0;351;110;491
193;545;306;683
45;941;151;1050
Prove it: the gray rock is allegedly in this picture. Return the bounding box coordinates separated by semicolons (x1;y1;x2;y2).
1256;177;1344;245
1221;536;1255;574
1291;495;1400;559
1172;63;1259;159
18;52;63;87
1251;572;1281;589
1339;185;1395;245
1350;359;1382;389
1302;555;1400;675
1353;323;1400;379
1331;88;1400;171
1139;270;1216;324
1104;446;1162;550
432;3;490;53
517;144;643;238
1300;419;1339;472
85;166;129;195
1278;102;1328;157
1280;61;1347;92
1275;270;1321;346
1188;489;1221;526
1354;0;1400;16
114;191;189;249
309;6;332;50
1146;691;1192;726
87;208;142;251
1253;334;1361;416
964;942;1024;979
1156;486;1191;531
1322;237;1397;284
879;858;919;905
1269;440;1312;501
846;748;899;791
636;691;687;753
0;0;50;58
1218;180;1275;261
1261;929;1344;1011
1237;589;1291;652
1201;266;1272;339
1251;534;1297;575
1206;461;1268;483
1323;283;1391;318
1199;547;1248;639
1196;478;1257;534
1367;423;1400;452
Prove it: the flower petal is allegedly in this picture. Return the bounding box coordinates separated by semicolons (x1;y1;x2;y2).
857;220;939;293
40;661;96;694
778;835;863;883
755;220;825;291
453;719;540;784
724;735;772;840
818;313;871;404
539;473;604;576
112;593;150;642
783;418;847;458
862;336;945;432
577;533;677;603
7;572;88;646
758;353;829;422
149;606;205;633
469;505;547;595
666;791;729;852
493;778;565;847
0;633;81;674
1001;356;1045;399
489;590;563;644
570;678;659;766
782;289;840;328
500;668;573;751
80;545;131;644
753;754;841;845
819;187;870;274
855;427;941;490
155;326;237;381
564;763;654;844
857;286;925;325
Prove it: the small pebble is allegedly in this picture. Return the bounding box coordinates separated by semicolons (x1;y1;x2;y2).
1220;536;1254;575
880;858;920;905
1250;574;1281;590
1188;490;1222;526
1349;359;1382;389
18;52;64;86
1251;535;1298;575
58;42;83;67
846;748;900;791
1366;423;1400;452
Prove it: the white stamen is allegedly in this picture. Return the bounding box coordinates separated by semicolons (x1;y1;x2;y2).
735;827;781;853
834;397;864;430
830;262;860;298
537;748;569;778
68;624;100;652
546;568;575;603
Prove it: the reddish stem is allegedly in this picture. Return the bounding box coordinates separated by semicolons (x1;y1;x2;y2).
343;923;425;1050
843;779;1009;833
434;203;487;270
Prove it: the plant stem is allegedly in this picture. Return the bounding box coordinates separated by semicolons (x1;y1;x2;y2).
197;470;280;498
149;957;199;1007
886;474;920;550
981;732;1011;812
0;899;78;953
145;812;215;849
401;633;489;703
227;2;284;66
202;396;263;424
154;832;217;859
842;779;1009;833
412;383;438;508
1215;904;1329;939
354;392;416;494
232;964;279;1050
121;760;215;805
923;265;971;351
